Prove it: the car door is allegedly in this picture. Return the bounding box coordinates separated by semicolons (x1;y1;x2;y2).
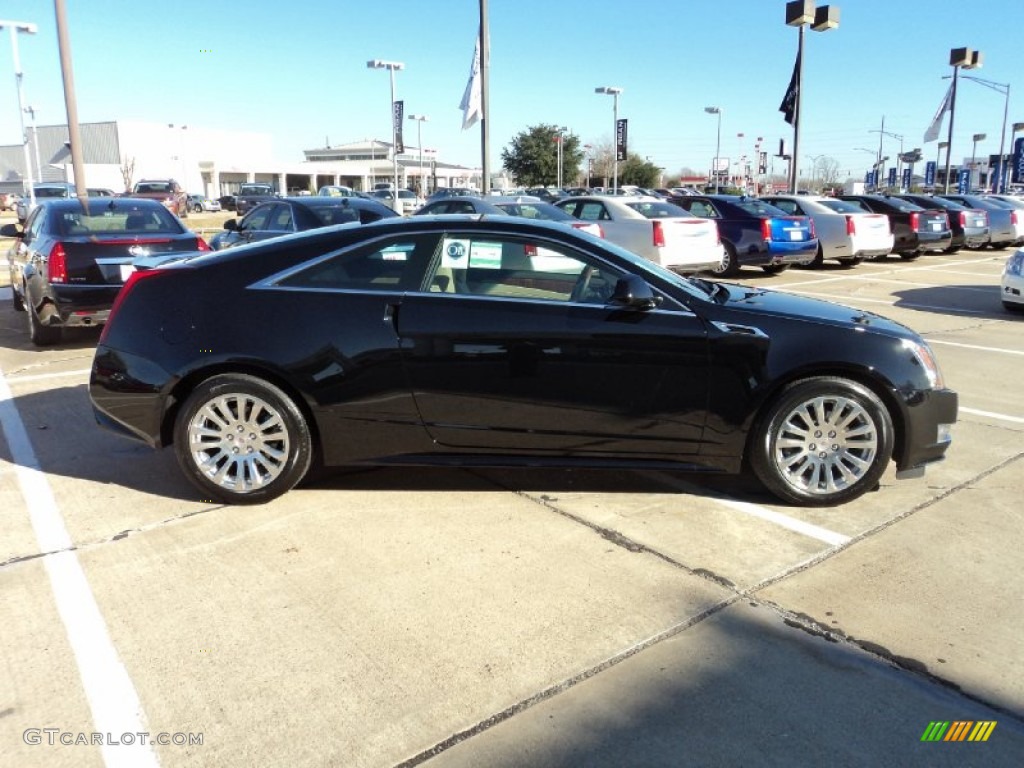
233;203;276;246
395;228;711;459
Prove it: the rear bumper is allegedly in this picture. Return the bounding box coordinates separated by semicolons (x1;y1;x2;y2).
44;284;122;326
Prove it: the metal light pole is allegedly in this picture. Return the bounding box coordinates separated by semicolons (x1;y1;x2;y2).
944;47;983;193
971;132;986;190
955;75;1010;192
408;114;429;195
937;140;949;189
1;19;39;208
595;86;623;193
367;59;405;212
24;104;43;185
784;1;840;194
704;106;722;193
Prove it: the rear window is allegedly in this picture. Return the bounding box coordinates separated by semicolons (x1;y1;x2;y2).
624;202;690;219
36;187;71;199
134;182;173;194
815;199;863;214
885;199;925;212
735;200;789;216
53;206;184;235
495;202;573;221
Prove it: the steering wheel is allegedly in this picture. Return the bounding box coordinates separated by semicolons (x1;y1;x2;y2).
569;265;595;303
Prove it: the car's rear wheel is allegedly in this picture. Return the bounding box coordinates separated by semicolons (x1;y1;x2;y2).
173;374;313;505
805;244;825;268
712;243;740;277
838;256;863;268
900;252;921;261
761;264;789;275
750;376;894;506
25;291;61;346
11;272;25;311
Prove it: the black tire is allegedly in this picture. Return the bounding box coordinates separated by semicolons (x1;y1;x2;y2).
192;203;203;213
25;291;61;346
712;243;740;277
173;374;313;505
943;246;961;254
749;376;894;507
806;244;825;269
838;256;863;268
900;252;921;261
1003;301;1024;313
761;264;790;275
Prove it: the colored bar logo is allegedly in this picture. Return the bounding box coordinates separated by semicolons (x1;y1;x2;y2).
921;721;996;742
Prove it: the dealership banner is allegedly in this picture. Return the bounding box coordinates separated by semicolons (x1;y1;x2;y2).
393;100;405;154
887;167;897;188
616;119;627;161
924;161;936;187
957;168;971;194
901;167;911;191
1012;137;1024;184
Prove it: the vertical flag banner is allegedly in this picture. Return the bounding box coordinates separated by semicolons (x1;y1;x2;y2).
924;84;952;143
460;31;483;131
901;167;911;191
887;167;897;188
925;161;936;187
393;100;405;154
1012;137;1024;184
957;168;971;194
779;49;800;125
616;119;628;161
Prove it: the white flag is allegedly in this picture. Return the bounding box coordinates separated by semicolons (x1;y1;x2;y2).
459;33;482;131
924;84;952;143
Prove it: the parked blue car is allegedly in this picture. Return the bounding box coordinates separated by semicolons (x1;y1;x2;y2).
672;194;817;276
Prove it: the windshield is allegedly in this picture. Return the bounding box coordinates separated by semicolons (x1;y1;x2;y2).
494;202;574;221
816;199;863;214
736;200;790;216
36;187;72;198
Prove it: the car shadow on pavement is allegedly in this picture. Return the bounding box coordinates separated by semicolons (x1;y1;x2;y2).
890;285;1010;318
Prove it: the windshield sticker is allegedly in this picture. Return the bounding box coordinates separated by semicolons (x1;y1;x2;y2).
441;238;471;268
469;241;502;269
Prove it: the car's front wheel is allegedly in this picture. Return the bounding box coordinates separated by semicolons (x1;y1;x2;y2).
173;374;313;505
750;377;894;506
712;243;740;277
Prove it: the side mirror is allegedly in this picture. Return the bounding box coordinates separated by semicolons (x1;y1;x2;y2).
1;223;24;238
609;274;660;310
223;218;239;232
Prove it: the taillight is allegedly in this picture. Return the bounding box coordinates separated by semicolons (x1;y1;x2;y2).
808;218;817;238
713;222;721;245
596;224;604;239
48;242;68;283
652;220;665;247
909;212;920;231
944;213;950;229
100;268;173;344
761;218;772;241
196;236;211;252
845;215;856;236
1012;210;1020;227
959;210;968;227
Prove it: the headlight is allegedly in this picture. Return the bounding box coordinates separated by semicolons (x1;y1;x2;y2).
1005;249;1024;277
902;338;944;389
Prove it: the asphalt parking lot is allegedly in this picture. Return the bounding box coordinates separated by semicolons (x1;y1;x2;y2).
1;236;1022;767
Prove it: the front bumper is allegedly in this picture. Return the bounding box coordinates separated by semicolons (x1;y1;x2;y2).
895;387;958;473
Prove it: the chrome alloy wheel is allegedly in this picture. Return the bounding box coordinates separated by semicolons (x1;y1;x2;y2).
187;393;291;493
771;394;879;496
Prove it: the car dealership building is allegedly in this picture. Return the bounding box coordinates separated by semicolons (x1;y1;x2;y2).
0;120;485;199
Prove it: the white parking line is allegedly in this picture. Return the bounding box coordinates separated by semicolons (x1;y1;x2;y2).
0;367;159;768
960;407;1024;425
927;340;1024;356
643;471;851;546
5;368;92;384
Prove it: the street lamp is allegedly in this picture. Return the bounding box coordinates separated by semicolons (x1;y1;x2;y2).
407;113;429;196
971;132;987;190
367;58;405;211
1;19;39;208
583;143;593;187
595;86;623;193
955;75;1010;192
783;1;840;194
704;106;722;193
943;46;984;193
23;104;42;185
554;125;568;188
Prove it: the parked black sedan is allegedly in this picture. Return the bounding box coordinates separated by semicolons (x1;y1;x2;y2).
894;194;989;253
209;196;399;250
838;195;952;258
89;216;957;507
3;198;210;346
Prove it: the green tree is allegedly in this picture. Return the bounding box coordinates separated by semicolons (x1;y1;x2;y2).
501;124;583;187
618;153;662;188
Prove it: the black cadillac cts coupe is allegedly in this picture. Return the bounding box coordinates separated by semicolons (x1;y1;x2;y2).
89;216;957;506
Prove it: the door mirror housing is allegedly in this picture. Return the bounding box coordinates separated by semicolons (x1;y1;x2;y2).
609;274;660;310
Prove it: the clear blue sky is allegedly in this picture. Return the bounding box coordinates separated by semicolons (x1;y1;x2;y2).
0;0;1020;181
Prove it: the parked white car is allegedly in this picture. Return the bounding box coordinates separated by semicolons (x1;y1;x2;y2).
765;195;893;267
370;188;424;215
554;196;724;272
1002;247;1024;312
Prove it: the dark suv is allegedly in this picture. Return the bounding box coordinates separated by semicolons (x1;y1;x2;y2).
838;195;952;259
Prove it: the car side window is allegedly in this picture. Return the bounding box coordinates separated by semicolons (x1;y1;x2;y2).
267;204;294;232
423;234;622;304
276;234;437;292
25;207;47;242
576;202;610;222
242;205;273;231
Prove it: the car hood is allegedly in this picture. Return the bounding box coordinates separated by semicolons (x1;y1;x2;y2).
711;282;916;339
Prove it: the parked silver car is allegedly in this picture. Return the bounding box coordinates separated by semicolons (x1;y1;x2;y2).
763;195;893;267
